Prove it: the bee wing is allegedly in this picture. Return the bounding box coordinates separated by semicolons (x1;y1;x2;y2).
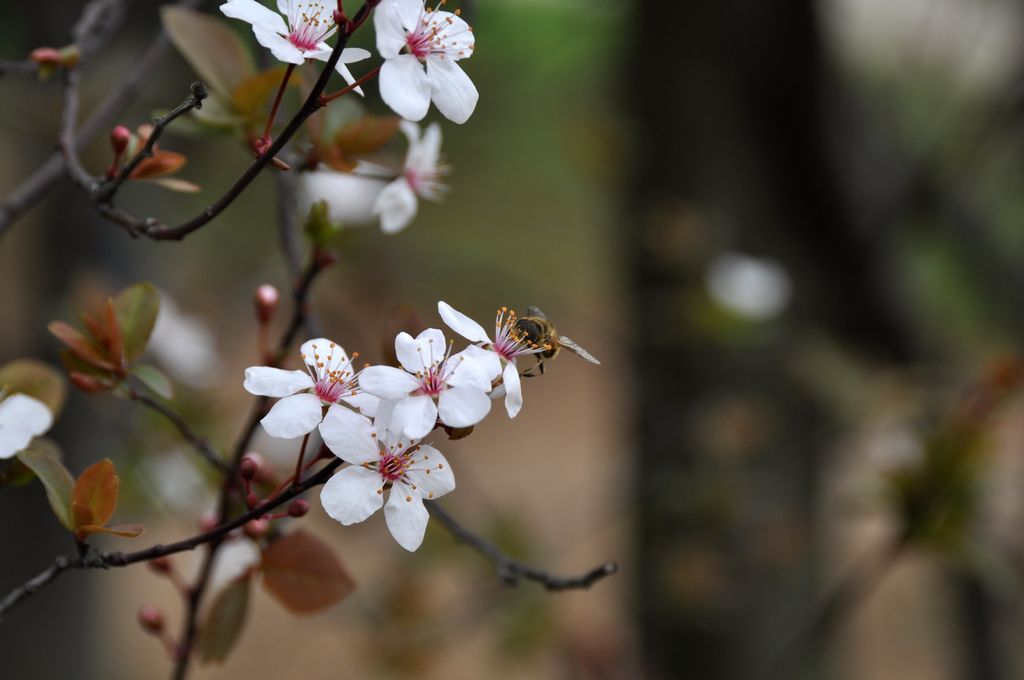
526;305;548;319
558;336;601;364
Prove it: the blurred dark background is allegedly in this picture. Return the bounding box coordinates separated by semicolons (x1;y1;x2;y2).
4;0;1024;678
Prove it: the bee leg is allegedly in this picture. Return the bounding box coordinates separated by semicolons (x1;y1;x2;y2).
521;358;545;378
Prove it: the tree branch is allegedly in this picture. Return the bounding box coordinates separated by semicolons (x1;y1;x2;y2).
427;502;619;592
128;385;228;474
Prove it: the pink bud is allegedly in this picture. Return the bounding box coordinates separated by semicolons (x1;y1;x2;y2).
29;47;61;65
254;285;279;324
245;492;260;510
198;512;218;533
239;454;261;480
138;605;164;633
287;499;310;518
244;518;269;540
109;126;131;155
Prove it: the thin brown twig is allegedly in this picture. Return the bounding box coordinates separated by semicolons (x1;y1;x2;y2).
127;383;228;474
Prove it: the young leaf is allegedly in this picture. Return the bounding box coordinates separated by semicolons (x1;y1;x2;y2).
132;364;174;400
17;441;74;530
71;459;119;529
150;177;202;194
333;116;402;157
198;573;251;663
261;530;356;614
75;522;144;538
48;321;118;371
112;283;160;363
0;359;67;416
161;6;256;99
232;66;298;124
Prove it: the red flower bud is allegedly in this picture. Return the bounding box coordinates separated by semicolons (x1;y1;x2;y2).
287;499;310;518
239;454;261;480
138;605;164;633
244;518;270;540
28;47;61;65
110;126;131;156
246;492;260;510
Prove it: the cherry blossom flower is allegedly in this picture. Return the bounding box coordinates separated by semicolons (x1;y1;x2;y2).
244;338;378;439
372;121;446;233
319;403;454;551
359;328;492;439
374;0;478;123
0;393;53;459
298;168;387;227
437;301;546;418
220;0;370;89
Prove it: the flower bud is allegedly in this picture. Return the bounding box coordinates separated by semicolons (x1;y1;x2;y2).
28;47;61;65
253;285;279;324
239;454;261;480
138;605;164;633
246;492;260;510
110;125;131;156
198;512;218;533
244;518;270;540
287;499;310;518
148;556;171;574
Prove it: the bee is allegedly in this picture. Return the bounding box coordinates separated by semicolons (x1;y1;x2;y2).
515;306;601;376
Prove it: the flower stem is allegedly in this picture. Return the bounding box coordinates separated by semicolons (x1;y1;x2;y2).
261;63;296;144
293;432;311;487
319;65;381;105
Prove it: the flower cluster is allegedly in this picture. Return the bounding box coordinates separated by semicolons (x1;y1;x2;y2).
243;301;556;551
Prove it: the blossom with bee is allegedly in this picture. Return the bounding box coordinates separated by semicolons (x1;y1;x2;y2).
319;402;455;551
220;0;370;91
243;338;378;439
358;328;493;438
0;393;52;459
374;0;478;123
437;301;547;418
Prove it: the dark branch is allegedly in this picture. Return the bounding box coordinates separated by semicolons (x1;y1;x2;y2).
427;502;619;592
128;384;228;474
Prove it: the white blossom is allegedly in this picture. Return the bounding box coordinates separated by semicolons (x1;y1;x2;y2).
0;393;53;459
359;328;492;439
374;0;477;123
297;168;387;227
372;121;446;233
319;403;455;551
437;301;546;418
220;0;370;90
244;338;378;439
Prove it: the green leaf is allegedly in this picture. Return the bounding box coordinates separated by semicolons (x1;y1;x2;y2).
161;6;256;99
0;458;37;487
132;364;174;400
261;530;356;614
198;574;251;663
17;440;74;530
0;359;67;416
303;200;340;248
113;283;160;363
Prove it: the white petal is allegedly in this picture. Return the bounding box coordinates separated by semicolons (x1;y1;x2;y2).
374;0;411;59
395;329;442;373
221;0;289;34
373;178;418;234
407;122;442;176
379;54;430;121
392;0;425;29
371;399;406;450
437;301;490;344
392;395;438;440
502;361;523;418
252;26;306;64
318;404;379;464
426;57;477;124
359;365;419;399
446;347;496;390
0;395;52;459
437;384;490;428
259;393;323;439
333;62;363;96
340;391;380;418
384;483;429;551
320;466;384;525
416;328;448;367
243;367;313;397
405;445;455;499
300;337;350;376
340;47;371;64
299;169;386;227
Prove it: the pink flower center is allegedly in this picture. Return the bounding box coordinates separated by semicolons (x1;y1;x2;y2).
491;307;544;360
378;452;410;481
403;6;473;61
286;2;334;51
315;378;346;403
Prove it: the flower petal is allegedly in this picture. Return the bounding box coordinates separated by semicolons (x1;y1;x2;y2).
300;338;350;376
392;395;438;440
341;391;380;418
384;482;428;551
243;367;313;397
393;0;425;29
221;0;289;34
299;169;386;226
406;444;455;499
379;54;430;121
447;346;496;390
437;301;490;344
0;395;52;459
318;404;378;464
426;56;478;124
437;383;490;428
373;178;418;234
359;365;419;399
259;393;323;439
374;0;411;59
320;465;384;525
252;26;306;64
502;361;523;418
407;122;442;176
394;329;445;373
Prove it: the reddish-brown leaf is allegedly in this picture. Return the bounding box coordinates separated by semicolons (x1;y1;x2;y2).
47;321;117;371
71;459;119;529
130;151;186;179
198;573;251;663
261;530;355;614
76;522;144;538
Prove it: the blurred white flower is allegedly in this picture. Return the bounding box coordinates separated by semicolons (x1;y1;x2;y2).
372;121;447;234
706;251;792;321
297;169;387;227
0;393;52;459
150;294;219;388
220;0;370;89
375;0;477;123
244;337;378;439
359;328;492;438
319;403;455;551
